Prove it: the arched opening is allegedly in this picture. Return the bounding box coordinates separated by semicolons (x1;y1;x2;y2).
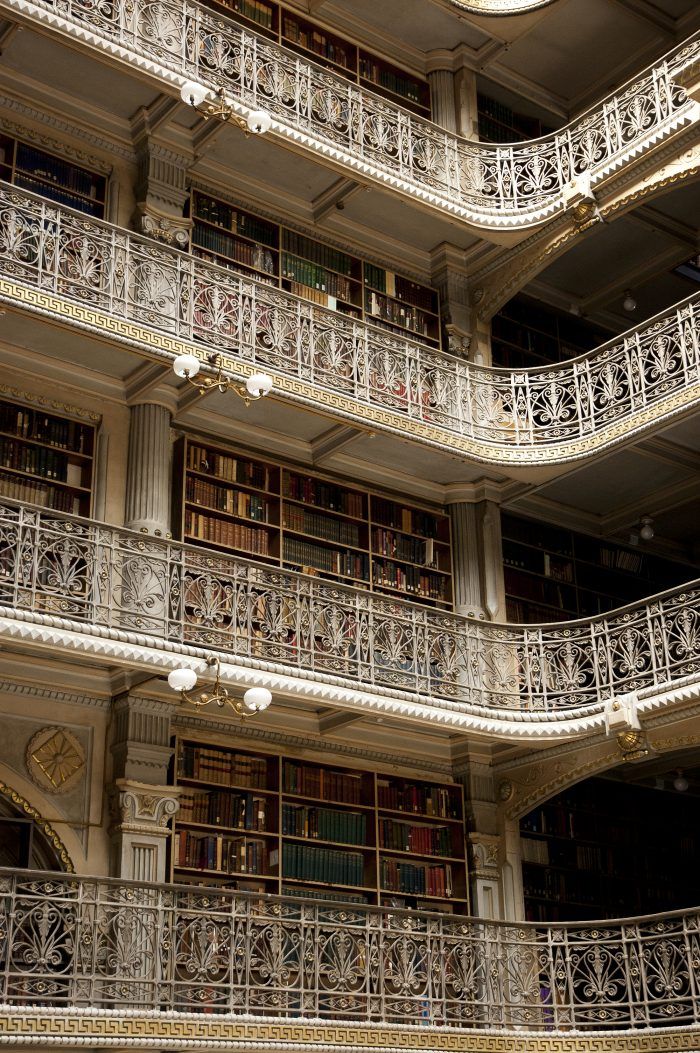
0;789;69;872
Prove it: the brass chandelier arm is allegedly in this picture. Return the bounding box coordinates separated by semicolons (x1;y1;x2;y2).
168;658;273;716
172;354;274;406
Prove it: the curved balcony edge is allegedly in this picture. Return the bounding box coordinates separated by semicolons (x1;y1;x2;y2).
437;0;557;13
1;184;699;469
2;868;700;1038
0;0;698;230
0;498;697;737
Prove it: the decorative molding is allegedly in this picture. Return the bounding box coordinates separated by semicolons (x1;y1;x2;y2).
110;781;179;836
0;678;111;709
25;727;85;794
0;780;74;870
1;1007;700;1050
0;103;129;168
0;384;101;423
437;0;557;13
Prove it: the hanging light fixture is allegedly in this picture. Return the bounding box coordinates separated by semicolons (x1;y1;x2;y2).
622;290;637;313
180;81;272;137
640;516;654;541
172;353;273;406
168;657;272;717
673;770;689;793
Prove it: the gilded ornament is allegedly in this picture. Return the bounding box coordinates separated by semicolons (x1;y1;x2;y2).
26;727;86;794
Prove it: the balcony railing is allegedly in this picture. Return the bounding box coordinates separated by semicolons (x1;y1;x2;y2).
1;184;699;466
1;868;699;1032
3;0;698;229
0;499;698;718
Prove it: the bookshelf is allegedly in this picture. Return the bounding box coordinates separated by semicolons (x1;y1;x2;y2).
0;133;106;217
477;93;555;145
190;189;441;346
170;736;469;911
491;296;611;369
520;776;700;922
176;436;453;608
502;512;697;623
0;396;96;515
198;0;430;115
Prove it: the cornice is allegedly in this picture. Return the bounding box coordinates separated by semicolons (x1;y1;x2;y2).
0;92;134;166
0;678;111;710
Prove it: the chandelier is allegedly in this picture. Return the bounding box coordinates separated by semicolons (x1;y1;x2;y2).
173;353;273;406
168;657;272;717
180;81;272;137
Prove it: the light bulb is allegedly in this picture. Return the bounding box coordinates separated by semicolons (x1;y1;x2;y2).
623;291;637;313
246;109;272;135
640;516;654;541
168;667;198;692
243;687;272;712
180;81;209;108
173;354;201;379
674;773;689;793
246;372;273;398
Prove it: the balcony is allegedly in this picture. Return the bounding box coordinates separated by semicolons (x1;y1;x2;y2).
0;867;699;1042
0;499;698;734
0;0;698;230
1;184;699;468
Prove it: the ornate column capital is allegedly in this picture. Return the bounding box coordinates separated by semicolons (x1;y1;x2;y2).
469;832;501;879
109;779;180;883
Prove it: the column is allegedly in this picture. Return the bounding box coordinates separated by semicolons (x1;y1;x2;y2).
449;499;506;621
455;67;479;139
131;112;193;248
124;402;172;537
430;243;472;357
427;68;457;133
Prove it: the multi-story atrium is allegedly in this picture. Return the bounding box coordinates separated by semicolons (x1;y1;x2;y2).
0;0;698;1049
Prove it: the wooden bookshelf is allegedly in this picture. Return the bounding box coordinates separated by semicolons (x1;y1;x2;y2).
176;436;453;609
0;133;106;218
0;397;96;516
502;512;697;623
520;776;700;922
491;295;611;369
170;736;469;911
477;93;555;145
190;189;441;346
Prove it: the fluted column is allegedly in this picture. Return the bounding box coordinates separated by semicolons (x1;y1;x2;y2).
427;69;457;132
124;402;172;536
449;499;506;620
455;67;479;139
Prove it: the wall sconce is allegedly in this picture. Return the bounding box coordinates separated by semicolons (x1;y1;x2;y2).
173;354;273;406
168;657;272;717
180;81;272;136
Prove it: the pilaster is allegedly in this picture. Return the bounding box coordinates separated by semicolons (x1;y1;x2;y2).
111;695;174;784
453;754;503;919
448;498;506;621
109;779;179;884
427;69;457;133
131;108;193;248
124;402;173;537
430;243;471;357
455;67;479;139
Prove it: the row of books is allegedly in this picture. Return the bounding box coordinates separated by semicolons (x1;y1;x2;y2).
283;505;360;546
186;477;270;522
358;57;424;106
194;193;278;246
0;471;79;513
282;843;364;886
283;537;368;579
282;804;367;845
227;0;275;29
284;474;364;517
283;230;355;278
372;560;447;600
178;744;269;789
282;885;368;905
287;282;335;308
188;444;271;490
520;837;549;865
373;528;435;567
186;510;271;554
393;275;438;313
380;859;453;897
0;402;91;453
193;225;277;275
283;762;364;804
597;546;643;573
282;16;353;69
371;498;441;540
377;783;459;819
0;437;83;486
504;568;574;611
282;253;356;302
179;789;267;831
15;173;103;217
16;142;103;199
378;820;453;858
175;831;267;874
366;291;432;337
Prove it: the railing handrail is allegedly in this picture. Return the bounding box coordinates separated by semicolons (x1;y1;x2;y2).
1;182;699;467
7;0;699;227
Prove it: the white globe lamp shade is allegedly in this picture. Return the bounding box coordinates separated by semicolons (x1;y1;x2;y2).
173;354;201;379
247;109;272;135
243;687;272;712
246;372;273;398
181;81;209;108
168;667;198;693
674;773;689;793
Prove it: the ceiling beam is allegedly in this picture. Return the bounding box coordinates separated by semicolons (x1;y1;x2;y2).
311;424;365;465
635;436;700;475
312;178;364;223
193;116;227;157
125;361;172;403
318;710;365;735
607;0;676;35
600;477;700;534
305;0;330;12
579;245;688;312
0;19;19;53
627;206;699;250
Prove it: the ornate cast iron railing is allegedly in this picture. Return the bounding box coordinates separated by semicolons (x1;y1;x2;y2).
1;184;699;466
439;0;556;13
5;0;699;228
1;868;700;1031
0;499;698;716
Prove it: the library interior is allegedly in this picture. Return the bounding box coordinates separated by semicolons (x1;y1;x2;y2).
0;0;698;1049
